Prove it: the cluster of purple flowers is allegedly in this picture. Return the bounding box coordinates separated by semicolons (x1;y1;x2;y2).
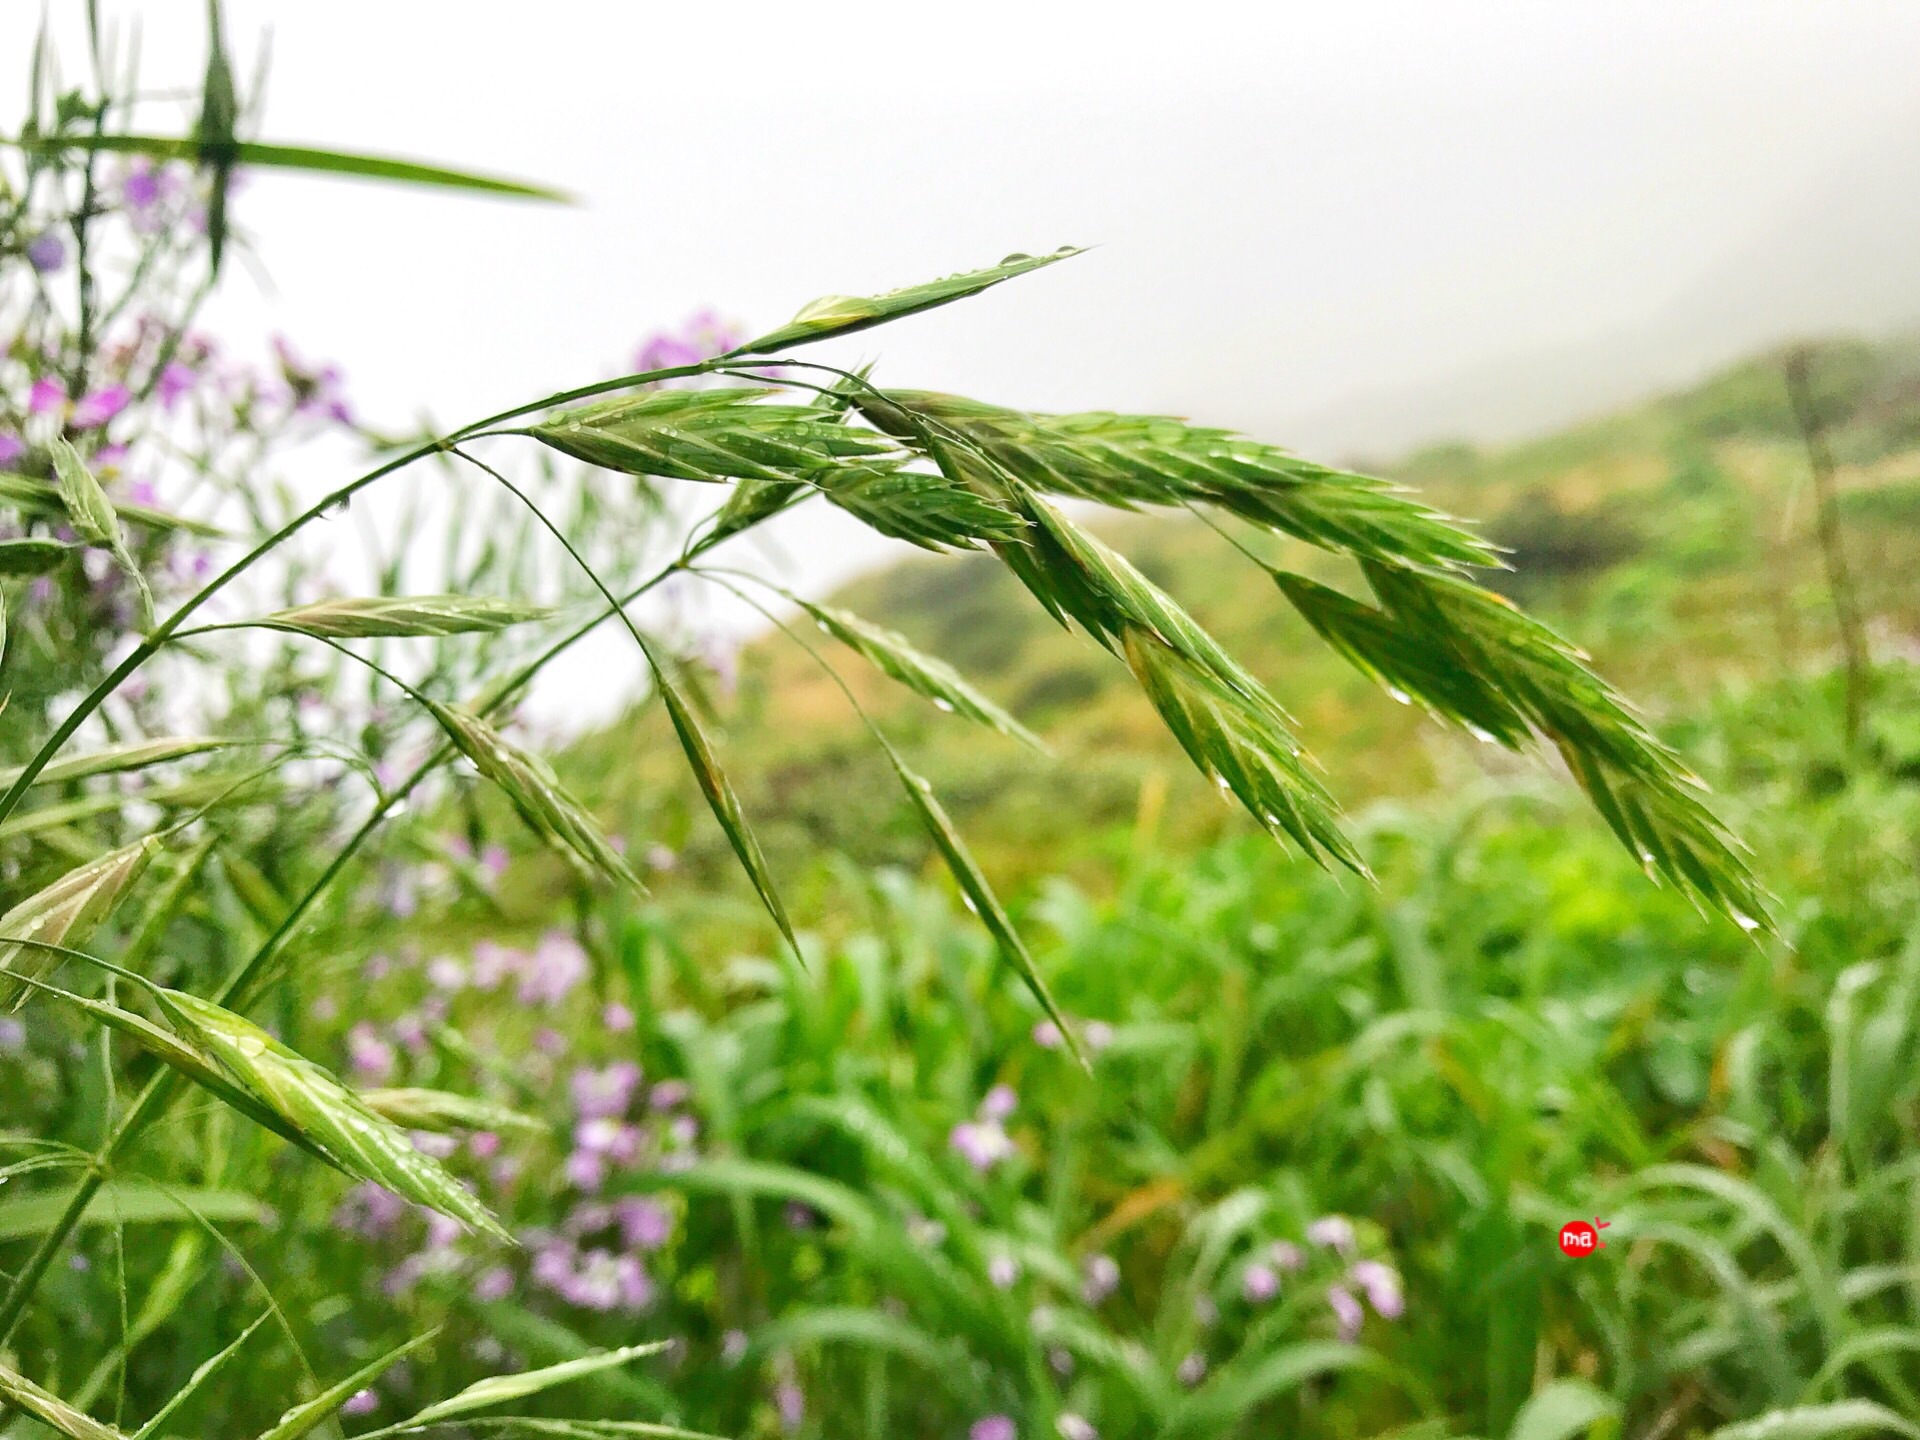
1231;1214;1404;1343
527;1194;673;1313
631;309;748;383
950;1082;1019;1172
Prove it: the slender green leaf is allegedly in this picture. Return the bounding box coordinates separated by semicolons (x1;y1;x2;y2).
425;701;638;889
0;1361;125;1440
150;987;512;1240
0;1182;270;1241
1507;1379;1620;1440
0;537;72;576
0;736;228;790
796;597;1045;749
50;439;152;625
130;1310;269;1440
255;1329;441;1440
358;1087;546;1135
395;1342;668;1427
14;133;568;201
0;834;162;1007
650;658;798;960
0;469;224;536
886;750;1081;1064
1707;1404;1920;1440
739;247;1083;354
246;594;552;638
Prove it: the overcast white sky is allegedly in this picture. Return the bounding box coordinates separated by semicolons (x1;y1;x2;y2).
8;2;1920;723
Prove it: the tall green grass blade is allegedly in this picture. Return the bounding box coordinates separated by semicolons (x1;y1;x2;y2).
0;834;162;1007
0;1361;125;1440
255;1329;441;1440
0;1183;269;1241
0;537;72;575
885;750;1082;1065
150;987;512;1240
13;134;569;201
129;1310;268;1440
50;439;151;626
425;701;638;888
0;737;228;790
357;1087;545;1135
739;247;1083;354
1708;1404;1920;1440
1506;1379;1619;1440
245;595;552;638
794;598;1045;749
392;1342;668;1428
0;470;224;536
651;658;799;961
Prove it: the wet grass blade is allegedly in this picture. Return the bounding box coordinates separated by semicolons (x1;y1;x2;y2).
50;439;152;626
885;750;1082;1065
651;658;799;961
796;598;1045;749
358;1087;546;1135
0;737;229;791
129;1310;269;1440
245;595;552;638
13;133;569;201
0;1361;125;1440
0;537;73;575
0;835;162;1008
739;247;1083;355
425;701;639;889
150;987;512;1241
392;1342;668;1428
254;1329;442;1440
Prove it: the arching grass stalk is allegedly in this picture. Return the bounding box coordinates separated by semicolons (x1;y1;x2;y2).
0;533;723;1343
0;357;727;833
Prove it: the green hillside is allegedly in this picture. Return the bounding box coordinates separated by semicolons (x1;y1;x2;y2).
569;336;1920;899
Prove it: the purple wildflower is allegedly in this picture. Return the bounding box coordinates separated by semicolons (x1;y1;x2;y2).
950;1120;1014;1172
988;1254;1021;1289
0;1017;25;1052
775;1380;805;1435
26;232;66;273
603;1001;636;1031
473;1265;514;1302
1084;1020;1115;1052
1178;1351;1207;1386
1307;1215;1356;1256
1080;1252;1120;1305
157;361;196;409
0;434;25;466
468;1131;501;1159
346;1022;395;1082
649;1079;691;1111
71;385;130;430
643;842;678;873
1056;1415;1097;1440
1350;1260;1404;1319
564;1149;608;1193
722;1329;749;1365
1269;1240;1306;1272
572;1061;642;1120
1328;1284;1365;1342
518;930;587;1005
1032;1020;1063;1050
426;955;468;991
616;1196;674;1250
28;378;65;415
1242;1262;1279;1304
342;1389;378;1417
972;1418;1017;1440
979;1084;1017;1121
481;844;510;880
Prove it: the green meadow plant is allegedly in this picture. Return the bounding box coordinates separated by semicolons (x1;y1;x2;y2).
0;5;1781;1438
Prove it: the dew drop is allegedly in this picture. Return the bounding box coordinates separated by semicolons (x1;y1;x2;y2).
932;697;955;713
1213;773;1231;792
1386;686;1412;706
1732;910;1761;933
1466;724;1498;745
